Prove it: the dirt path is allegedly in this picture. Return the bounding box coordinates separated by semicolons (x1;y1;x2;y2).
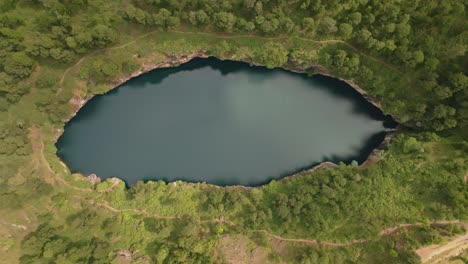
416;233;468;263
93;197;464;248
58;29;162;88
57;29;408;95
255;230;368;247
28;127;57;186
255;221;463;247
379;221;462;235
294;36;407;77
168;30;407;77
94;201;178;220
29;127;463;248
93;201;238;227
97;178;120;193
57;29;271;88
59;56;87;86
29;127;93;192
29;127;462;250
169;30;289;41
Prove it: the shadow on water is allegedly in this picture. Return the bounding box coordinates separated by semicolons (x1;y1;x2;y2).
129;131;390;187
145;131;388;187
66;57;396;136
82;56;394;124
56;57;397;187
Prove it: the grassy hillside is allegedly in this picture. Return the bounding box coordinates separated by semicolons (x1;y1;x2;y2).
0;0;466;263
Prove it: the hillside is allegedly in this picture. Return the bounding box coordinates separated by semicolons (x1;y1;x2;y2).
0;1;467;263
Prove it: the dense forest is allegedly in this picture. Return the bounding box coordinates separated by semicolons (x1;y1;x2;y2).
0;0;466;263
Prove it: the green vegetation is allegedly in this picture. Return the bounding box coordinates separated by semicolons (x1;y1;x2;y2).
0;0;466;263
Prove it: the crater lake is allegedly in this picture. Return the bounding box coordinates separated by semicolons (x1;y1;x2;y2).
56;57;395;186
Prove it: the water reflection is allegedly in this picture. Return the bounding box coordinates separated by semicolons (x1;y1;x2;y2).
57;57;395;186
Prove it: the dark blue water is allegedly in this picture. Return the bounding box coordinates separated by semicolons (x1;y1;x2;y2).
56;58;395;186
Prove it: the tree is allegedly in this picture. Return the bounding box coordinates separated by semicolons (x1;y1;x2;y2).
0;72;13;87
413;50;424;64
428;104;457;130
210;40;232;56
401;137;422;154
188;10;208;26
258;17;279;34
385;23;396;33
356;29;372;44
396;22;411;38
449;73;467;92
254;1;263;14
256;42;288;69
3;52;35;78
431;104;456;119
81;59;121;83
156;246;169;263
243;0;256;9
91;25;117;47
236;18;255;32
213;12;236;32
49;48;76;63
338;23;353;39
0;0;16;12
348;12;362;25
72;30;93;52
280;17;295;33
302;17;314;31
124;6;147;24
423;57;439;72
358;66;374;82
36;74;58;89
434;86;453;99
165;16;180;29
318;17;337;34
0;97;8;112
290;48;317;67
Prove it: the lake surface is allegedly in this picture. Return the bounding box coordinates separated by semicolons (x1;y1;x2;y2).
56;57;395;186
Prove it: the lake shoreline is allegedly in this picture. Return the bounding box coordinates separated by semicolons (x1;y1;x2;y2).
59;51;398;189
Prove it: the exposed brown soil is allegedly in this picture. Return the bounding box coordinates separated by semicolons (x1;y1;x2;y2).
215;234;271;264
29;127;93;192
249;247;270;264
380;221;462;236
94;198;465;250
416;232;468;263
216;234;253;263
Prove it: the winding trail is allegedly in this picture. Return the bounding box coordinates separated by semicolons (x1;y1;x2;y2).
262;221;463;247
379;221;463;235
57;29;408;93
294;35;408;77
58;29;161;87
59;56;87;86
30;127;463;248
29;127;93;192
36;31;426;249
254;229;368;246
94;197;463;248
94;200;238;226
167;30;407;77
416;233;468;263
97;178;120;193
